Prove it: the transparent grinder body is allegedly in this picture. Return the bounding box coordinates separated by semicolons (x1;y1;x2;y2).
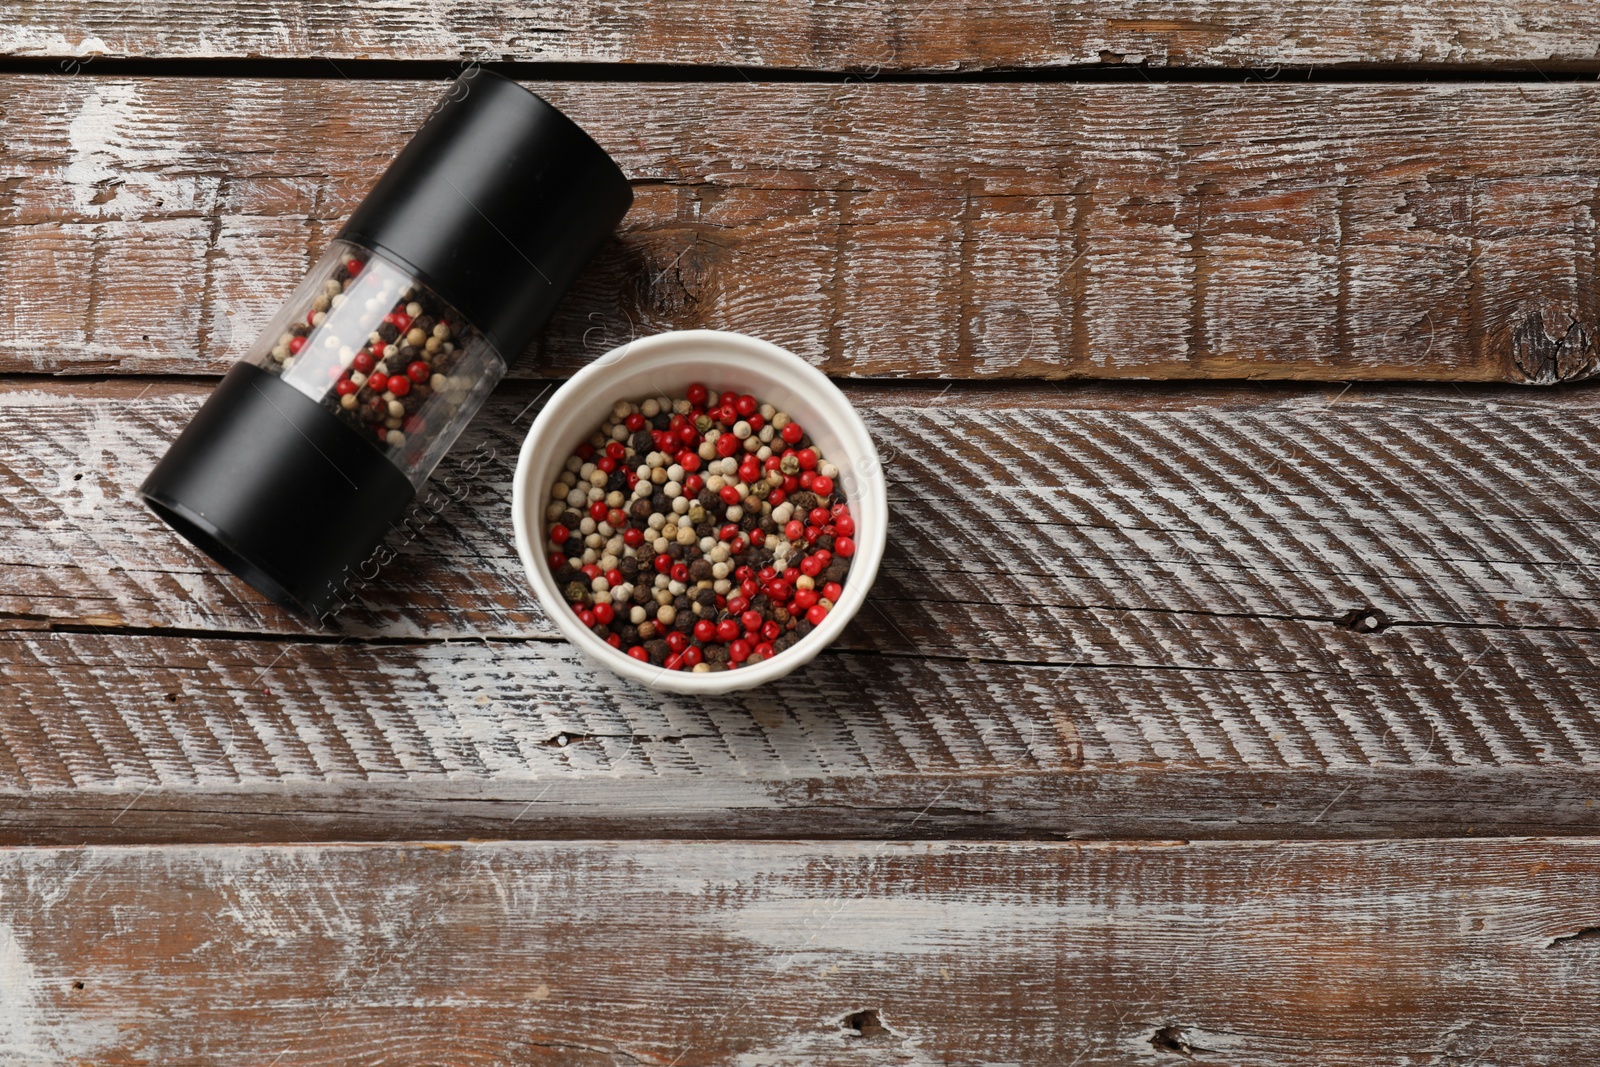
249;239;503;487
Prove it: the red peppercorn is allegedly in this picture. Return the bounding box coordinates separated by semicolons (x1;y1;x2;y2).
669;414;688;432
717;403;738;425
761;619;782;642
654;553;673;574
811;475;834;496
606;568;624;588
548;551;565;570
740;578;759;599
719;391;738;408
735;565;755;582
694;619;717;642
606;440;626;460
576;442;595;460
739;458;761;484
576;607;594;627
729;639;751;664
799;471;815;490
767;580;792;602
306;310;318;326
716;618;740;642
682;646;703;667
406;361;430;383
780;422;803;445
627;646;649;661
352;350;374;373
808;507;830;528
782;475;800;493
715;433;739;458
607;508;627;528
834;514;855;537
797;448;818;471
678;427;698;448
800;554;825;578
335;378;358;396
289;335;307;354
593;602;615;625
687;383;709;407
366;372;388;394
671;562;690;583
666;631;688;653
404;415;427;436
623;528;644;547
550;523;570;544
768;488;787;507
626;471;638;489
597;456;616;474
345;258;364;276
747;413;764;432
718;523;739;542
793;589;819;610
581;564;601;580
755;641;775;660
625;412;646;432
727;594;749;615
387;375;411;398
386;311;413;334
823;582;843;603
684;474;704;494
740;609;762;633
735;394;757;417
589;501;609;521
836;536;856;557
763;455;781;472
807;604;829;625
677;451;701;473
784;520;804;541
749;528;766;548
607;633;623;649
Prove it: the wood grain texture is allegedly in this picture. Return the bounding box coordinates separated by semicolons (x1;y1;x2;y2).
10;75;1600;382
2;381;1599;841
2;838;1599;1064
11;0;1600;71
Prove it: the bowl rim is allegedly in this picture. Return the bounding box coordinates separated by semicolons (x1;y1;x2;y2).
510;328;887;693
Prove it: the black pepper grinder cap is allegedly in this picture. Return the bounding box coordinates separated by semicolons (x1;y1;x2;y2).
337;68;634;361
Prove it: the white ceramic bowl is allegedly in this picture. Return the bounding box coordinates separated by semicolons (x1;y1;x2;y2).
512;329;887;693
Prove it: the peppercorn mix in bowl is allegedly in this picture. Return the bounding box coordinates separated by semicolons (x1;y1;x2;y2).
512;330;886;693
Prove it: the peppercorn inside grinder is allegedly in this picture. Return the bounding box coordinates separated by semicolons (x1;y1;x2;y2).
140;69;632;618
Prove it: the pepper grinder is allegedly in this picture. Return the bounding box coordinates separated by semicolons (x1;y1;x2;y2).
140;69;633;618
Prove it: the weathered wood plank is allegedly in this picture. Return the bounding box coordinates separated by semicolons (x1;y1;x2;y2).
6;380;1597;642
10;0;1600;71
2;381;1600;841
9;76;1600;382
6;630;1600;842
1;838;1598;1064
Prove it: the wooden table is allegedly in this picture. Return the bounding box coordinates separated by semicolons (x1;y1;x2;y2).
3;3;1600;1062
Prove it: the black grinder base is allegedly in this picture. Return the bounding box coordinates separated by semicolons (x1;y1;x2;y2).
140;362;416;618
